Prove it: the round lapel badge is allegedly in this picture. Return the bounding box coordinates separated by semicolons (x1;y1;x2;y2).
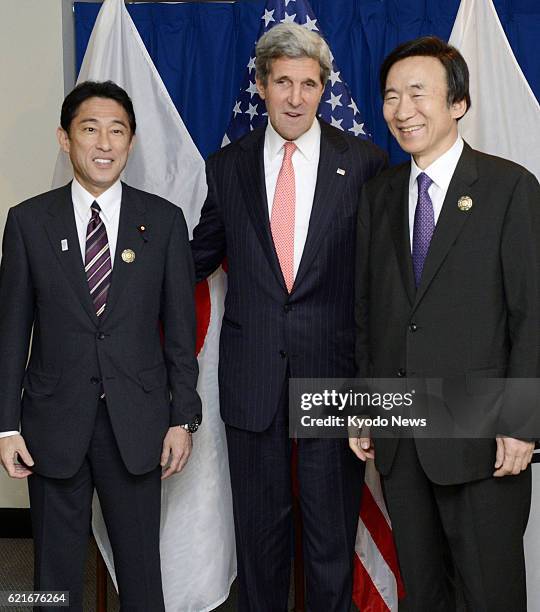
121;248;136;263
457;195;473;212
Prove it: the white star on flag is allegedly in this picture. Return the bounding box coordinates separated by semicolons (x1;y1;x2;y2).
246;80;258;98
262;8;275;27
348;99;359;116
330;116;344;130
326;92;343;111
329;69;342;87
349;120;365;137
247;57;256;73
281;13;297;23
233;101;243;117
303;15;318;31
246;103;259;120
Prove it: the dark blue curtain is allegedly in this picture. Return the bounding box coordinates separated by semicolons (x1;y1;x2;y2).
75;1;540;164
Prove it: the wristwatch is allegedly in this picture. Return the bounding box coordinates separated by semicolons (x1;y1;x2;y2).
180;415;201;434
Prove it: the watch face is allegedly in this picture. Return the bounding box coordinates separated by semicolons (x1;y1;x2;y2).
187;415;201;433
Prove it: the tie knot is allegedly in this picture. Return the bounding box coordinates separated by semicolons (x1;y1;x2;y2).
91;201;101;216
283;141;297;160
417;172;433;195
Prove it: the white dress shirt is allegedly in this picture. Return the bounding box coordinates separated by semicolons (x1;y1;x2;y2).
72;178;122;265
264;118;321;276
408;136;464;249
0;179;123;439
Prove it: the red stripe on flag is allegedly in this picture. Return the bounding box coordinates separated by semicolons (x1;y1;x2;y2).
360;484;405;598
195;280;211;356
353;553;390;612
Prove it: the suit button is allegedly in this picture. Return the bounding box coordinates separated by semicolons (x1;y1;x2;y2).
397;368;406;377
97;332;106;340
90;377;101;385
283;304;292;313
409;323;418;332
279;350;287;358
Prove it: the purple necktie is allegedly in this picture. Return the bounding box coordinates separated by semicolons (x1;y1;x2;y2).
412;172;434;288
85;202;112;317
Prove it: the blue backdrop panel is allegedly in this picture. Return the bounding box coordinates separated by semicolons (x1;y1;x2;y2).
75;1;540;164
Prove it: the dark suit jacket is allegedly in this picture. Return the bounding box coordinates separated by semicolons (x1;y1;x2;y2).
0;182;201;478
356;143;540;484
191;119;387;432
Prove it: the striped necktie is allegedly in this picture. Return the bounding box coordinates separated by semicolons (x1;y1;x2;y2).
85;201;112;317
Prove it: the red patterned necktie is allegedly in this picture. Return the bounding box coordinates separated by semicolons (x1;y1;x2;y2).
271;141;297;293
85;201;112;317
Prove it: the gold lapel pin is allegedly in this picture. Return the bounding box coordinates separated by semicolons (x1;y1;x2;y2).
121;248;136;263
457;195;473;211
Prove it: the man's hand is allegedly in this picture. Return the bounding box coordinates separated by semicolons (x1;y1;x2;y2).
493;436;534;477
160;426;193;480
0;434;34;478
349;433;375;461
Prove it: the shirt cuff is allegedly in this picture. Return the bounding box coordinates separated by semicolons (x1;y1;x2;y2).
0;431;20;439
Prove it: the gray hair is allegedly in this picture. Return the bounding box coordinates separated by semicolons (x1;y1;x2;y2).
255;23;332;87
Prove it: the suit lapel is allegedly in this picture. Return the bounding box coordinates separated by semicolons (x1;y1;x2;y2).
293;121;349;290
412;143;479;312
237;127;286;290
387;165;416;306
99;183;147;324
44;184;99;325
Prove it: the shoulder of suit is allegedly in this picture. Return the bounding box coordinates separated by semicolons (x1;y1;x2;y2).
121;182;183;216
207;124;266;165
9;183;71;218
319;118;387;160
363;160;409;193
467;145;535;181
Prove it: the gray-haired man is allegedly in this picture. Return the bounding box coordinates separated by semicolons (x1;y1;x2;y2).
191;23;386;611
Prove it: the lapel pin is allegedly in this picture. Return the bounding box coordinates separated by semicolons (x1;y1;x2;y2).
121;248;136;263
61;239;68;252
457;195;473;211
336;168;346;176
137;224;148;242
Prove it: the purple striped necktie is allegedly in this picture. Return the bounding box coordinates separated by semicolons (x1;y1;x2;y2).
412;172;435;288
85;202;112;317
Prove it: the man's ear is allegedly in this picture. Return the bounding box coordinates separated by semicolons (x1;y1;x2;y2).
255;77;266;100
56;127;70;153
451;98;467;121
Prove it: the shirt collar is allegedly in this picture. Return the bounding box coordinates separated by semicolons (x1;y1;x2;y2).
409;136;464;192
71;178;122;222
265;117;321;162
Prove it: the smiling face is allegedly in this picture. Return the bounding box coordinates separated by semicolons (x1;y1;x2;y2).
57;96;134;197
383;55;466;169
256;55;325;141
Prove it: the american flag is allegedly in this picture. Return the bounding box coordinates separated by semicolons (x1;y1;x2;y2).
223;0;368;146
222;0;404;609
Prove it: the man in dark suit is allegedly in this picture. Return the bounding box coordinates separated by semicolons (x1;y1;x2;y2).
0;81;201;610
191;22;386;612
351;37;540;611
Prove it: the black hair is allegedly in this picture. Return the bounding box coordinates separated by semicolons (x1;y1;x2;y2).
60;80;136;134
